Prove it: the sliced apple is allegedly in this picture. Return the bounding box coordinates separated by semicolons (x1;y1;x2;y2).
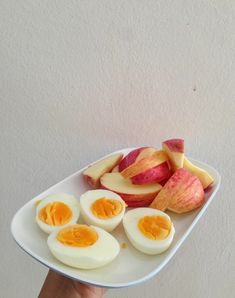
100;172;162;207
159;170;173;186
135;147;158;162
83;153;123;188
123;198;155;207
121;150;168;179
150;168;204;213
118;147;147;172
183;157;214;189
162;139;184;170
131;161;171;185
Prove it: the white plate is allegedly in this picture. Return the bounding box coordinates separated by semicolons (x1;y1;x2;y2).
11;148;221;288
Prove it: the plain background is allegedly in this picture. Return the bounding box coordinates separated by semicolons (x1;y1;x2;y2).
1;1;235;297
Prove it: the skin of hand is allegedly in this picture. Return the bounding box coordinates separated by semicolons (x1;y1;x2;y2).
39;270;107;298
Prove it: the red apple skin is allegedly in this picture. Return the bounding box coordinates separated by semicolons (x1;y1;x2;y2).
168;180;204;213
118;147;147;171
163;139;184;153
101;185;158;207
159;170;174;186
84;175;100;188
124;198;155;207
204;183;213;192
150;168;205;213
131;161;171;185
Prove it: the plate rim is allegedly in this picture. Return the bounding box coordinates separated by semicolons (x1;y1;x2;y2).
11;148;221;288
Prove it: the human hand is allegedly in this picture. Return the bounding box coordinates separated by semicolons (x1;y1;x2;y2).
39;270;107;298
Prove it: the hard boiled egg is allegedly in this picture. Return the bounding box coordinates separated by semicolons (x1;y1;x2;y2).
47;224;120;269
123;208;175;255
36;194;80;234
79;189;126;232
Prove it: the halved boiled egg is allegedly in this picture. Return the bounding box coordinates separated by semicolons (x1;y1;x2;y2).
47;224;120;269
123;208;175;255
36;194;80;234
79;189;126;232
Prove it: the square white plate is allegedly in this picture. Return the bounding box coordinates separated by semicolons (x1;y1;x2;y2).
11;148;221;288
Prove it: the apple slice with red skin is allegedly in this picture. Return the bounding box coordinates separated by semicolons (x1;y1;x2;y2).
134;147;158;161
162;139;184;170
118;148;171;185
131;161;171;184
121;150;168;179
123;198;154;207
118;147;147;171
100;172;162;207
115;157;172;185
118;147;158;171
159;170;174;186
150;168;204;213
83;153;123;188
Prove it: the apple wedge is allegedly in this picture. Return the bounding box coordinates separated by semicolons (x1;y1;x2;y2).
118;147;147;172
131;161;171;185
135;147;159;162
150;168;204;213
100;172;162;207
159;172;173;186
83;153;123;188
183;157;214;189
162;139;184;170
121;150;168;179
113;149;171;184
118;147;158;171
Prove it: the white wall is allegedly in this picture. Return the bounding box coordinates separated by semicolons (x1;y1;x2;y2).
1;1;234;297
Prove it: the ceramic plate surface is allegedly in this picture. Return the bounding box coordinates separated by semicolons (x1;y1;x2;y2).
11;148;221;288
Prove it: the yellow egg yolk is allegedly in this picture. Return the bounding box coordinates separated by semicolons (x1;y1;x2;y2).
56;224;98;247
91;198;123;219
38;202;72;226
138;216;171;240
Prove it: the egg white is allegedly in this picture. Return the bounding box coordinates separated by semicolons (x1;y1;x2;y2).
47;225;120;269
79;189;126;232
36;193;80;234
123;208;175;255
